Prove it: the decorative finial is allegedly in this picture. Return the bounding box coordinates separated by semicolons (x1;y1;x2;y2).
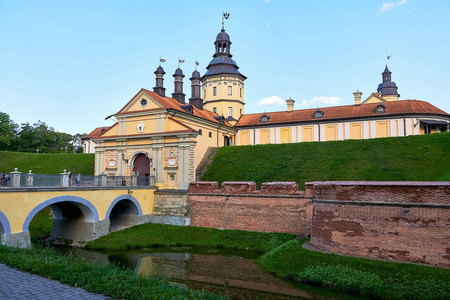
385;54;392;66
195;59;199;71
178;58;185;69
159;57;166;67
222;12;230;30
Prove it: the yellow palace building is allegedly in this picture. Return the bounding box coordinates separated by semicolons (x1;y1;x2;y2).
85;22;450;190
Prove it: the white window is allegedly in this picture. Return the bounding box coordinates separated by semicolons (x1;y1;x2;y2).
228;107;232;117
228;86;232;95
213;107;217;113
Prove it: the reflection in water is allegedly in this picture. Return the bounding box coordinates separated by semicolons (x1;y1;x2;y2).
57;247;333;300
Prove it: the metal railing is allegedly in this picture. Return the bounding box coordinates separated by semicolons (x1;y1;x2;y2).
5;169;155;188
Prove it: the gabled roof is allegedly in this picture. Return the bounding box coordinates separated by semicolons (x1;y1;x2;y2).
115;88;231;126
361;93;386;104
236;100;449;127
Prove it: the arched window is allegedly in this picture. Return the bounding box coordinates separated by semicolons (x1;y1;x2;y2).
198;129;202;135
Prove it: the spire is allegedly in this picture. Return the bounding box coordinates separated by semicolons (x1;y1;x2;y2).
172;60;185;104
153;59;166;97
377;64;399;98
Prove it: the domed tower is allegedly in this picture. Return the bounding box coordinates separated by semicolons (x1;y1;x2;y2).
377;65;400;101
172;67;186;104
153;65;166;97
201;17;246;124
189;66;203;110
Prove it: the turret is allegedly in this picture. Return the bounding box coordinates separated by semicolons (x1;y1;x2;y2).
153;65;166;97
172;67;186;104
189;69;203;110
377;65;400;101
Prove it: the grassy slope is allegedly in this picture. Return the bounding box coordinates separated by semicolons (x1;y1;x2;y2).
0;151;94;175
85;223;296;253
202;132;450;189
258;239;450;299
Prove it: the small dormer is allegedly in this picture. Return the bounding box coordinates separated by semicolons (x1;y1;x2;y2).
260;113;270;123
374;104;387;114
313;109;324;119
180;104;194;115
214;115;226;124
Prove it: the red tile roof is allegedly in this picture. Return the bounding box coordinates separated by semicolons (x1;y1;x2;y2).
116;88;231;126
236;100;449;127
84;127;111;139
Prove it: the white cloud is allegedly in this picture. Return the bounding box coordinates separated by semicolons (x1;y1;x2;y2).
380;0;410;13
295;96;341;109
57;129;67;133
257;96;285;106
380;2;395;12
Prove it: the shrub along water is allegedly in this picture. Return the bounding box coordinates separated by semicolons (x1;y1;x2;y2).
257;239;450;299
0;246;226;300
85;223;296;253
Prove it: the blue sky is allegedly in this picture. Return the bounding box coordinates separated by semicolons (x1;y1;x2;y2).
1;0;449;135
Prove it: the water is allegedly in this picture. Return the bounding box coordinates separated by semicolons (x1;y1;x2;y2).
55;246;341;300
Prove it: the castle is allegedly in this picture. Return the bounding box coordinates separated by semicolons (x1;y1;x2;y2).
84;20;450;190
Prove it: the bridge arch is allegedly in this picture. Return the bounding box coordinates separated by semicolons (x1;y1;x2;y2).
105;195;143;219
0;210;11;236
22;196;99;232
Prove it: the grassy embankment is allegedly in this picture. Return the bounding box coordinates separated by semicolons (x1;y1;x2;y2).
202;132;450;188
0;246;226;300
0;151;94;175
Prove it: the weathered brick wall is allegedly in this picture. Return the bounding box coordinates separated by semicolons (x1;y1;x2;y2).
153;190;189;217
189;181;312;235
309;181;450;268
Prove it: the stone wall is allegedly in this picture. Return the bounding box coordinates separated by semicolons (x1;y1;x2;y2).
189;181;312;235
153;190;189;217
308;181;450;268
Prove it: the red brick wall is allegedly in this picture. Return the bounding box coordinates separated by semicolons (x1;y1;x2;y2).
189;181;312;235
309;181;450;268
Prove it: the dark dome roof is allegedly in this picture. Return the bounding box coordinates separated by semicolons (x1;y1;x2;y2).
155;65;165;74
174;68;184;76
216;29;230;42
191;70;201;78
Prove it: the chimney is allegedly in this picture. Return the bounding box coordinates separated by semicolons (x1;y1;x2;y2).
353;90;362;105
172;68;186;104
153;66;166;97
189;70;203;110
286;97;295;112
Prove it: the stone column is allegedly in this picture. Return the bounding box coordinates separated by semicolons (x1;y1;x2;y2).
26;170;34;187
11;168;21;188
131;175;138;186
60;170;69;187
99;173;107;186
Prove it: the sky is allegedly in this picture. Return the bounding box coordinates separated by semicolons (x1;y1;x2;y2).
1;0;449;135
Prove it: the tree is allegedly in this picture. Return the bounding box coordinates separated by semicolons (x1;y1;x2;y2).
0;112;19;150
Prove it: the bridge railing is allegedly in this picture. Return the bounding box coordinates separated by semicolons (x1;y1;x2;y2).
7;168;155;188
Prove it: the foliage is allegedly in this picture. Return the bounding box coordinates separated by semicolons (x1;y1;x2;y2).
0;112;86;153
0;246;227;300
0;151;94;175
29;207;53;242
0;112;19;149
85;223;296;253
202;132;450;189
258;239;450;299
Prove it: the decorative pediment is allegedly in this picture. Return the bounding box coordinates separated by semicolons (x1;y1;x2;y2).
118;90;164;114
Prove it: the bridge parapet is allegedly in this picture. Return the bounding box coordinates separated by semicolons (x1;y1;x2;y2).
6;168;156;189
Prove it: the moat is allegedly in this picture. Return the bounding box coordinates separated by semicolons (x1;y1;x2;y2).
54;246;341;300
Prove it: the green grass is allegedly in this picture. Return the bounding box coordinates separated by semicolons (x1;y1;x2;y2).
202;132;450;189
29;207;53;242
258;239;450;299
0;246;227;300
0;151;94;175
85;223;296;253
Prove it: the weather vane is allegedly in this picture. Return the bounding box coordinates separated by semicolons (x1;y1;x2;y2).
195;59;199;71
178;57;185;68
385;54;392;65
222;12;230;30
159;56;166;66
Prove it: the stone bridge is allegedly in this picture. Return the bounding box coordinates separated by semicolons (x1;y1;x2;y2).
0;186;158;248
